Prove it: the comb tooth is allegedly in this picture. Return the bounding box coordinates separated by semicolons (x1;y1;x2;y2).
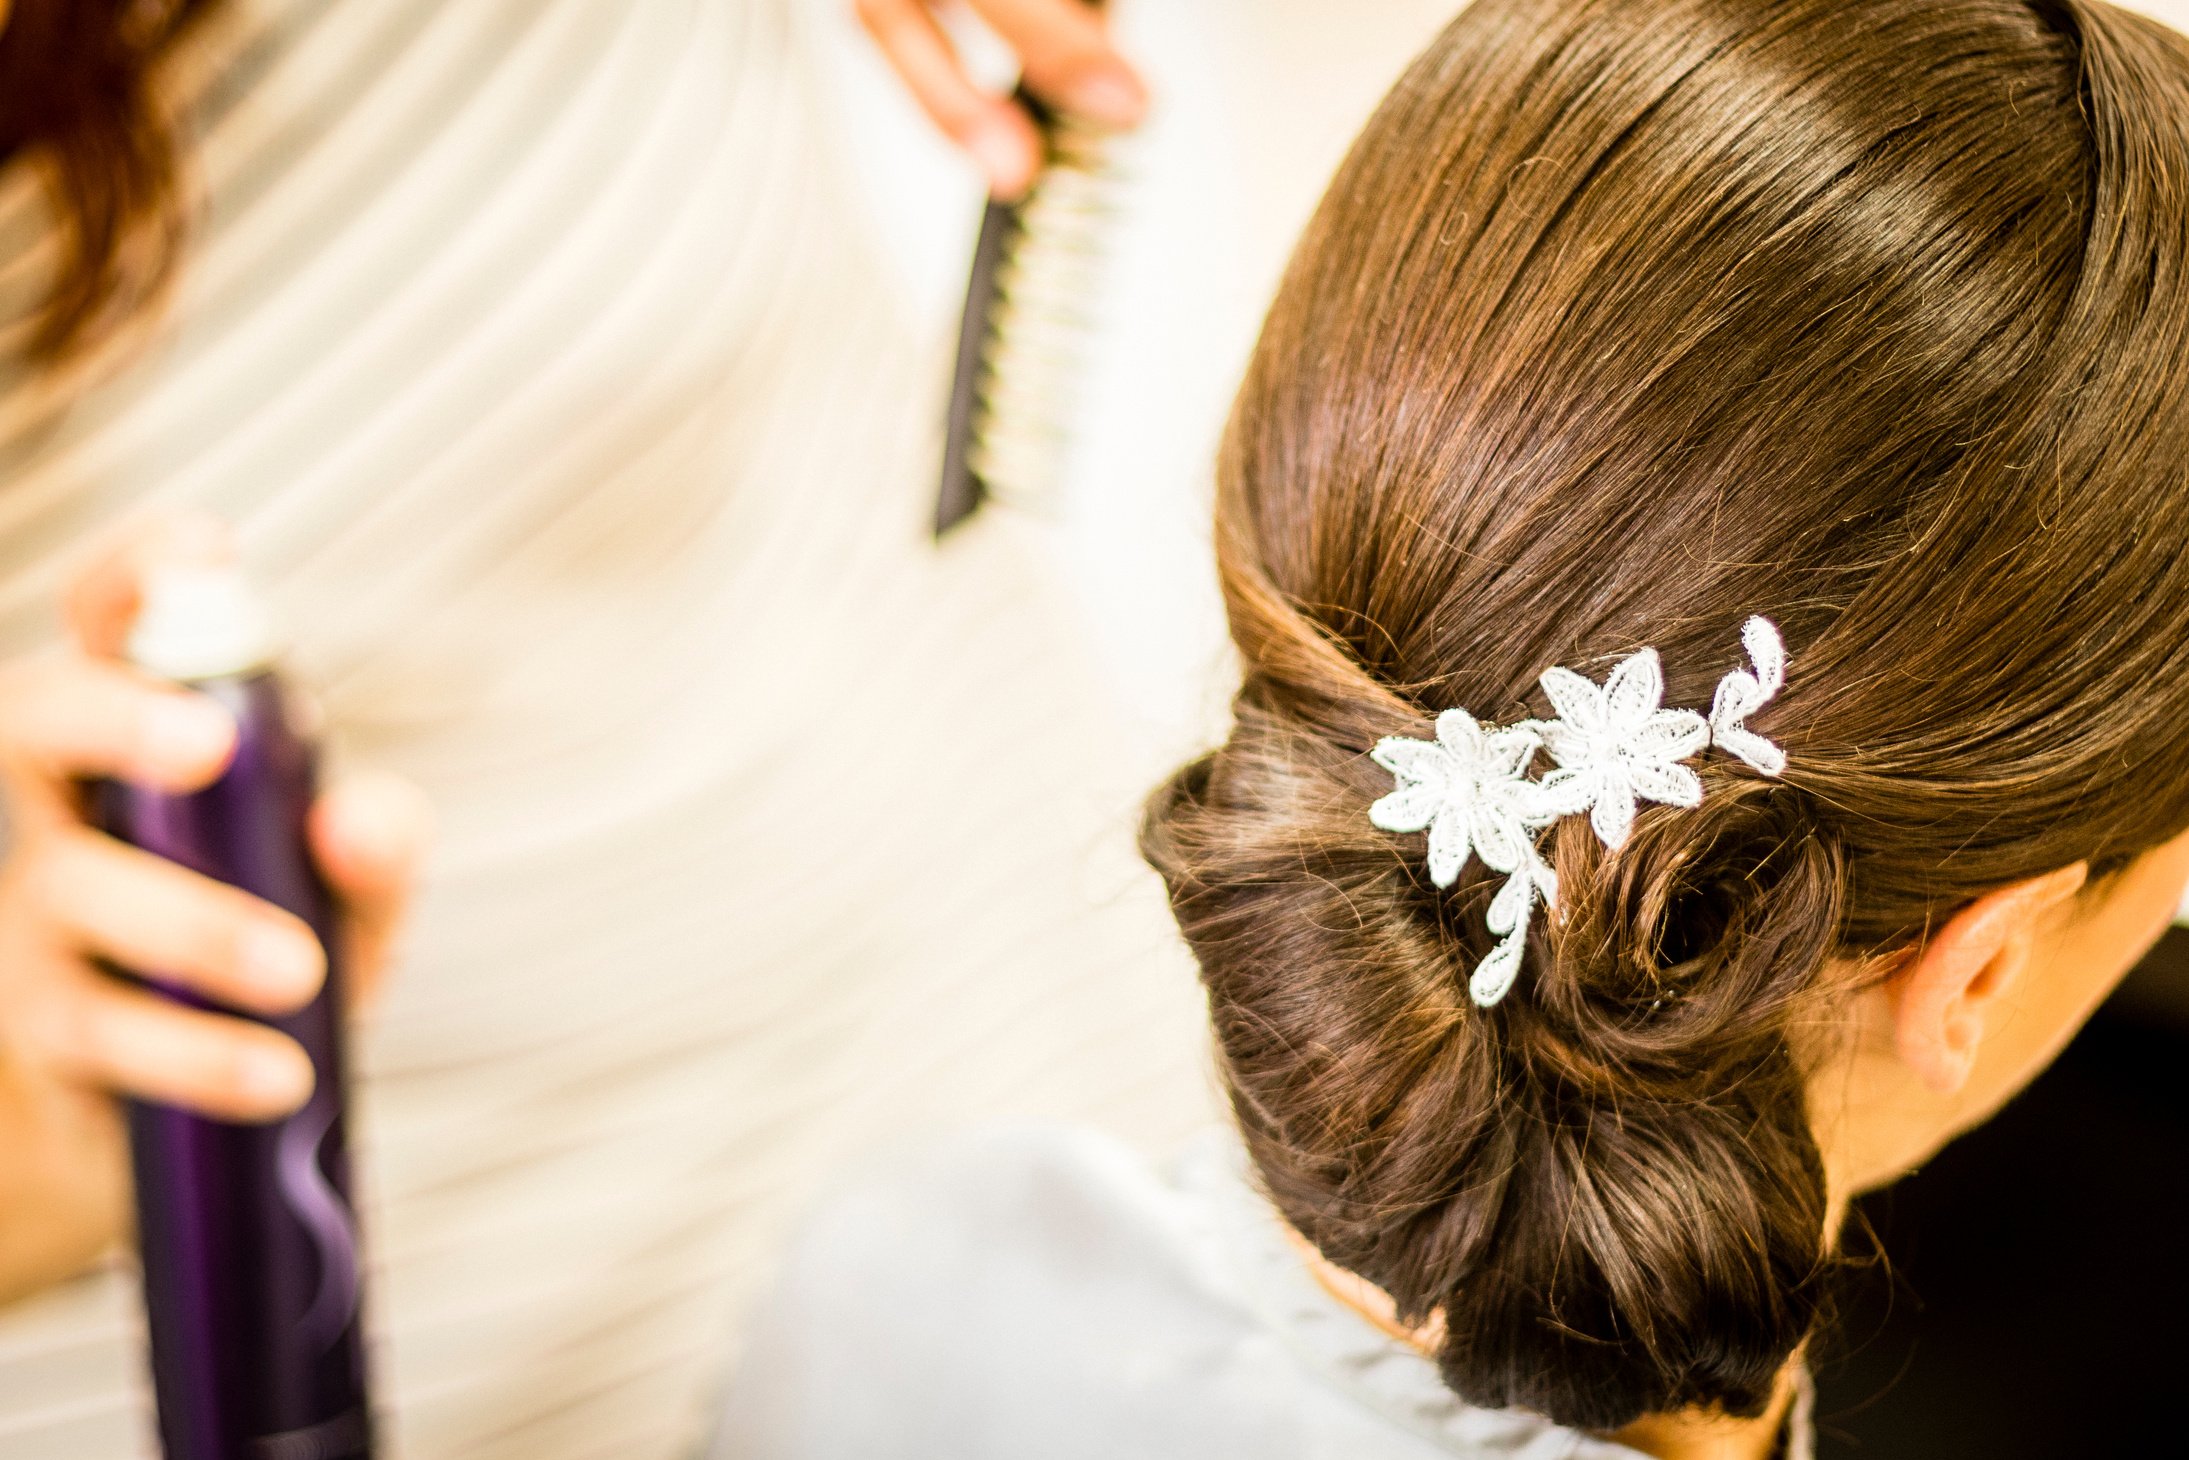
936;111;1125;533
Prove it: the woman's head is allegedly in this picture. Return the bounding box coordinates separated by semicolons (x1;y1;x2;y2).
1144;0;2189;1432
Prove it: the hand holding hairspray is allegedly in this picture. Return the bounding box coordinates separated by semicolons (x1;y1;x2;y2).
91;566;373;1460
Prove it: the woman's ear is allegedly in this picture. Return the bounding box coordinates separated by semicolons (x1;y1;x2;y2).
1889;863;2088;1093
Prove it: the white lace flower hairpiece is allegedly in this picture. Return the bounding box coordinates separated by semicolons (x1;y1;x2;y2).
1369;616;1787;1007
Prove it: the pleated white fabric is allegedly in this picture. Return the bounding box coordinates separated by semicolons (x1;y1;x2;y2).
0;2;1222;1456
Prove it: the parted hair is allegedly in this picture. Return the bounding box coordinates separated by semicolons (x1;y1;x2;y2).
1142;0;2189;1432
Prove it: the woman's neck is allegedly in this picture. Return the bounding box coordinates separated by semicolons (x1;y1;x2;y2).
1610;1377;1799;1460
1286;1227;1798;1460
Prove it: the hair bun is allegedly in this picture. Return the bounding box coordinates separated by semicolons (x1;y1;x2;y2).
1455;784;1846;1425
1521;781;1846;1069
1144;706;1842;1429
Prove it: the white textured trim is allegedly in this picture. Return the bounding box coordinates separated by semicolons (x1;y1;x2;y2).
1368;619;1788;1006
1709;617;1789;776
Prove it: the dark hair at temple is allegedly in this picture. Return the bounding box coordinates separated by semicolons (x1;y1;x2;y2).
0;0;219;361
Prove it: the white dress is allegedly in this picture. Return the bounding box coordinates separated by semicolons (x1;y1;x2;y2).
713;1125;1819;1460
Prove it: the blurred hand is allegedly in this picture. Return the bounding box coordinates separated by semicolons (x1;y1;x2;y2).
855;0;1147;198
0;517;429;1302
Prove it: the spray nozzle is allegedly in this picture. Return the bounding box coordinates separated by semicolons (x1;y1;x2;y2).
127;564;282;683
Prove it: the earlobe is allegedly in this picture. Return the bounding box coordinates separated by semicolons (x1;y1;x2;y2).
1890;864;2086;1095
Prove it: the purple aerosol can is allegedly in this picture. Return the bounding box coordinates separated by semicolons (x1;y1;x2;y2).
92;566;373;1460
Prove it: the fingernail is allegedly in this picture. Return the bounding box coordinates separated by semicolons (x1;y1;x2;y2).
1065;66;1147;127
144;697;234;772
967;125;1035;199
240;1045;314;1110
242;924;323;1002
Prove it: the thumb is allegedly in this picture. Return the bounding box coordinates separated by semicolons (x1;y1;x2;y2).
307;769;433;1014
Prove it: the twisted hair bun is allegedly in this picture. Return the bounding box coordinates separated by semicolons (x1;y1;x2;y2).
1146;0;2189;1429
1147;688;1842;1426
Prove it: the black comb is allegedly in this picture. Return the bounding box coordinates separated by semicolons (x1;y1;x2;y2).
934;74;1118;538
934;91;1048;537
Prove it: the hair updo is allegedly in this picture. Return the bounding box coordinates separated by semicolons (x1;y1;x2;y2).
1142;0;2189;1432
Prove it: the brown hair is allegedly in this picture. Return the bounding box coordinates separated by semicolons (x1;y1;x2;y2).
1144;0;2189;1432
0;0;217;361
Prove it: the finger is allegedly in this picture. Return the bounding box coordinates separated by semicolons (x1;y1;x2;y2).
969;0;1147;126
308;770;433;1012
23;966;314;1121
854;0;1044;197
0;653;235;800
62;510;235;660
33;826;326;1015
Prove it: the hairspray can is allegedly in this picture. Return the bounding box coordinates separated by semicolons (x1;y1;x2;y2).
91;566;372;1460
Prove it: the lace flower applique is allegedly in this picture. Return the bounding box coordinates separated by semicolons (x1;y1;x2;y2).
1709;616;1788;776
1365;616;1787;1007
1369;710;1547;889
1536;648;1710;850
1369;711;1560;1005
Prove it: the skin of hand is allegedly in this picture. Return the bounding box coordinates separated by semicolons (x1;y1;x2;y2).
0;516;429;1303
854;0;1148;198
